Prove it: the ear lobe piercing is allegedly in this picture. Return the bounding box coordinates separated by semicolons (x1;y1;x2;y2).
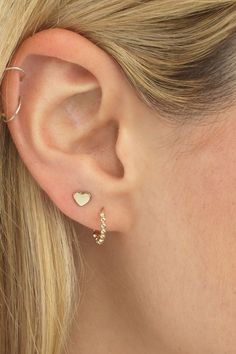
73;191;107;245
73;191;92;206
1;66;26;123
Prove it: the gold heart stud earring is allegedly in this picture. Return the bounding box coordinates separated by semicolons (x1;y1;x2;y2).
73;191;92;206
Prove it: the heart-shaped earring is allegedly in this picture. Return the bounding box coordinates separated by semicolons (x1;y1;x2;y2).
73;191;92;207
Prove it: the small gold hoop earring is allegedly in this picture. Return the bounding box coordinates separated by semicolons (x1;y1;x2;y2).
1;66;26;123
4;66;26;77
93;208;107;245
1;96;22;123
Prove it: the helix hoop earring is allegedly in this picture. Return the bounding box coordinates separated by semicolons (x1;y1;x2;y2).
1;66;26;123
2;96;22;123
93;208;107;245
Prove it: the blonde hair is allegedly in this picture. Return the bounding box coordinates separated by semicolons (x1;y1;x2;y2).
0;1;236;353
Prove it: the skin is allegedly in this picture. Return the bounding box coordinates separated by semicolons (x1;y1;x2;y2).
1;28;236;354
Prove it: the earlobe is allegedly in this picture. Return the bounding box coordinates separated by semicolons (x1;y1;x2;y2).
0;28;135;239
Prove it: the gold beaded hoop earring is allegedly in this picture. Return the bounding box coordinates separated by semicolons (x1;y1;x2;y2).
93;208;107;245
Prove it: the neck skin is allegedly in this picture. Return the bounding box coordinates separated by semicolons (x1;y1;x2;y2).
66;227;164;354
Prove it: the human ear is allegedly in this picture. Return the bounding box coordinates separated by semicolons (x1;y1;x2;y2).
0;28;135;234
